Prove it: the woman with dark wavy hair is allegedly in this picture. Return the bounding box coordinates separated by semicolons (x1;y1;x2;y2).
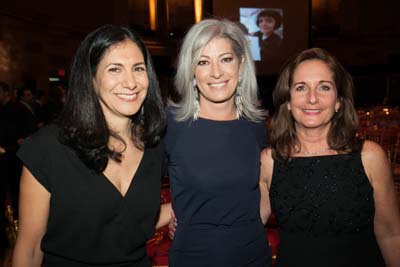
259;48;400;266
13;25;167;267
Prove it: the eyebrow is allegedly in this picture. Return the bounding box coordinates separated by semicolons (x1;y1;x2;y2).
105;62;146;68
133;62;146;67
199;52;234;59
292;80;335;86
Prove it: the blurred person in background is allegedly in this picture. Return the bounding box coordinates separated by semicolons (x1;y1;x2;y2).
251;9;282;63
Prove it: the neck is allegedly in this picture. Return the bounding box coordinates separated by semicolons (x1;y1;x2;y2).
295;127;333;156
107;119;135;155
263;32;272;37
107;118;133;141
199;100;237;121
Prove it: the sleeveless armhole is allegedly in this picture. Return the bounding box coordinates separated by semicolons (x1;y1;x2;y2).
254;120;268;149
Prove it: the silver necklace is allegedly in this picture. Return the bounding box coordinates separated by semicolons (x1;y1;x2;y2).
300;147;333;156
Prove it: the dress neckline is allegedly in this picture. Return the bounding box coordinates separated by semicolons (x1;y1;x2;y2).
290;152;352;160
196;117;242;123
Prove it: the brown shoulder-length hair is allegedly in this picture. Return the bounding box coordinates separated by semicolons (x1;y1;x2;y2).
270;47;360;160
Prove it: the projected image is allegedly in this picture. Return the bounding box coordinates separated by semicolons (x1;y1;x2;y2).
240;8;283;62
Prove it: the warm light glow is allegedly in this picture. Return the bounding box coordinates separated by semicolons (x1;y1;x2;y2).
312;0;323;9
0;41;10;72
194;0;202;23
149;0;157;31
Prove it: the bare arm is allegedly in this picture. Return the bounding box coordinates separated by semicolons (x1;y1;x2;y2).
362;141;400;266
155;202;173;229
260;148;273;225
12;166;50;267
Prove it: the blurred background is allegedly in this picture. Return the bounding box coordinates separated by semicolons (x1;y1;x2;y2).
0;0;399;109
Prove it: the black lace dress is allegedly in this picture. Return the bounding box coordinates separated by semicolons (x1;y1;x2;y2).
270;152;385;267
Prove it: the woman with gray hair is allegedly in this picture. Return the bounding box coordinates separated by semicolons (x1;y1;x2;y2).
164;19;272;266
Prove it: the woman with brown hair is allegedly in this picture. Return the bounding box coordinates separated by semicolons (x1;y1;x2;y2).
259;47;400;266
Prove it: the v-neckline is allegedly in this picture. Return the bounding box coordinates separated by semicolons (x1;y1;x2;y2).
101;148;146;198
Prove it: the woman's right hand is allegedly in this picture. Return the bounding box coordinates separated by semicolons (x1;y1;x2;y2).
168;210;177;240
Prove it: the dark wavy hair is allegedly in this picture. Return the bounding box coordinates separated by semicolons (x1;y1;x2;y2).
58;24;166;172
270;48;360;160
256;9;282;30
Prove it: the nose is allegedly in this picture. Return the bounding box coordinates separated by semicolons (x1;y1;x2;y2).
210;62;222;79
307;89;318;104
123;72;137;90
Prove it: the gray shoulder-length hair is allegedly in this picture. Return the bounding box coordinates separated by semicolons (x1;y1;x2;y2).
172;18;265;122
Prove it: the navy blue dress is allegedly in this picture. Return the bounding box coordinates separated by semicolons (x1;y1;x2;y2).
164;110;271;267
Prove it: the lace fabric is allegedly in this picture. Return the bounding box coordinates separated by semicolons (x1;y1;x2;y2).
271;153;374;236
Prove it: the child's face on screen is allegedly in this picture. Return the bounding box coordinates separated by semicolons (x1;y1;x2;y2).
258;16;276;36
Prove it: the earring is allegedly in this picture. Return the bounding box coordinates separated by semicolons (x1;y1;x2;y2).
287;103;291;111
235;76;244;119
235;93;243;119
193;79;200;120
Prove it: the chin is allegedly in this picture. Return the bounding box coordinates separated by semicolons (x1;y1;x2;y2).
121;108;141;117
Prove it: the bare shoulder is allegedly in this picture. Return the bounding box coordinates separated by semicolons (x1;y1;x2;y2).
261;148;274;165
361;140;392;185
361;140;388;163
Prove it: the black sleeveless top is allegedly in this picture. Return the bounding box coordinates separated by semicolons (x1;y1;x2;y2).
17;124;164;267
270;152;384;267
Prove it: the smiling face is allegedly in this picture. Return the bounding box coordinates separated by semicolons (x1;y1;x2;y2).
93;39;148;125
288;59;340;133
194;37;243;110
258;15;276;36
